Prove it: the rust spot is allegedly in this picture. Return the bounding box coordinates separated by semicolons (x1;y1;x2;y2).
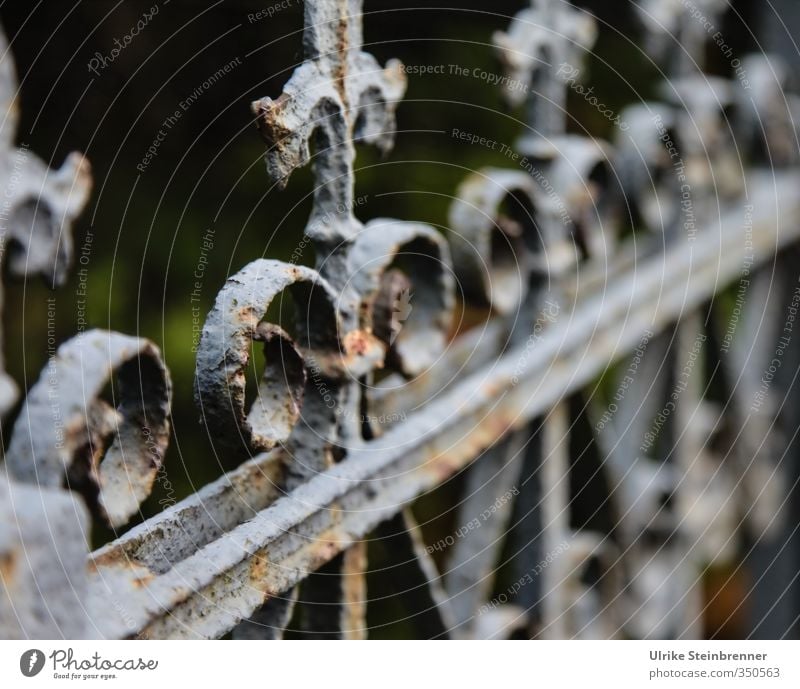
249;549;270;583
0;549;17;582
333;4;350;109
255;321;296;347
308;542;340;572
132;572;155;588
482;380;503;398
237;305;261;331
68;153;93;187
424;451;464;485
704;565;749;638
487;414;514;439
89;553;153;580
344;329;371;356
302;518;347;573
252;95;292;147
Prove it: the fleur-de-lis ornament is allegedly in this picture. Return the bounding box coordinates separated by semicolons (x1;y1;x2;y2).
251;0;406;273
197;0;455;638
493;0;597;141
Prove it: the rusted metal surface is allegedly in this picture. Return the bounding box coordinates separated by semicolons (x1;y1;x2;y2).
0;31;96;637
2;151;92;285
6;330;171;528
0;473;91;639
2;0;800;642
251;0;405;250
493;0;597;134
193;259;346;455
92;450;286;574
294;543;367;639
348;221;454;376
0;26;92;417
241;0;452;637
367;317;509;424
84;172;800;638
448;170;541;314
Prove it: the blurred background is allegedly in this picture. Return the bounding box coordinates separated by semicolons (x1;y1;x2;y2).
0;0;787;637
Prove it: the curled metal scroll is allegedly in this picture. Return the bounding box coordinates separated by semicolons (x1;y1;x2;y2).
520;137;619;266
6;329;171;528
659;76;744;199
348;220;455;377
448;169;540;315
194;258;385;455
615;103;681;237
542;137;618;264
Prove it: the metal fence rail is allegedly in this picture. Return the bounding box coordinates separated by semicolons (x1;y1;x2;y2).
2;0;800;640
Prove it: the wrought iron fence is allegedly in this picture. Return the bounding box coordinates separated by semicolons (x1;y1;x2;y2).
1;0;800;640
